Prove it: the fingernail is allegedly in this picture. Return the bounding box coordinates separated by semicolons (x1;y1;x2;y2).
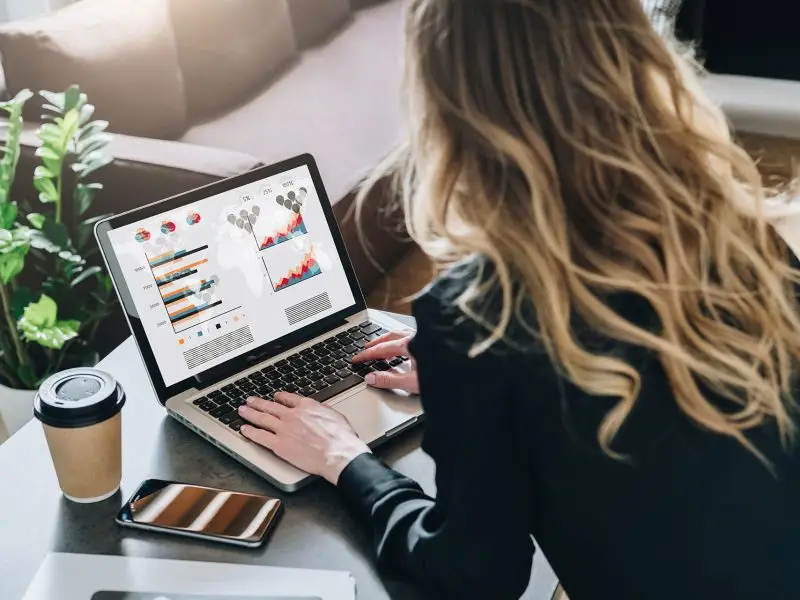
246;396;256;404
238;405;248;413
365;373;376;385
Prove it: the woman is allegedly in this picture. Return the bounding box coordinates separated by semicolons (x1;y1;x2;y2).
237;1;800;598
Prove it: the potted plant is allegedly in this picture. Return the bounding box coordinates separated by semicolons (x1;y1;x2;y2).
0;85;116;435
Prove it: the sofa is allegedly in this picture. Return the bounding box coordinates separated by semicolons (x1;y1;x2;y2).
0;0;411;307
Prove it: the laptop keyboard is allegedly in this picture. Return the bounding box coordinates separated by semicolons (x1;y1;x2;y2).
191;320;409;432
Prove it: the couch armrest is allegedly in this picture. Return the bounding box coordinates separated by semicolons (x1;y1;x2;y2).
14;126;264;219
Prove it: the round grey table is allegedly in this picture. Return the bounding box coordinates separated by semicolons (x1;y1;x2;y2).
0;312;558;600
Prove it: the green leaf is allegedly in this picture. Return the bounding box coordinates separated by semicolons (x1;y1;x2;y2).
18;295;80;350
0;248;26;283
0;229;10;243
64;86;82;112
74;182;101;216
42;218;69;249
28;230;61;253
9;285;36;320
57;249;83;263
72;155;112;178
33;176;58;203
78;120;109;140
35;146;60;162
36;123;62;145
26;213;45;229
0;202;17;229
39;91;65;112
19;293;57;328
76;133;113;156
0;89;33;205
27;213;44;229
70;265;101;287
78;103;95;126
33;165;55;180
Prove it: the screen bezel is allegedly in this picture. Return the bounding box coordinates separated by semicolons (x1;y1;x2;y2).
95;154;366;403
116;478;283;546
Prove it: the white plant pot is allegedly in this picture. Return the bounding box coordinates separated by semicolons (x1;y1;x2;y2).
0;383;36;443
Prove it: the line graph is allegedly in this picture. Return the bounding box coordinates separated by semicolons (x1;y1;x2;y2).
259;212;307;249
273;247;321;292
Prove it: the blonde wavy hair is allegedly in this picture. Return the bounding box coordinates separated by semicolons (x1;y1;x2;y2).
358;0;800;459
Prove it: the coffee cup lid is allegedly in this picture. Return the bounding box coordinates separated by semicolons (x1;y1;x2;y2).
34;368;125;429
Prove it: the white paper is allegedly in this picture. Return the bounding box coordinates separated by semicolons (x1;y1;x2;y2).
22;553;355;600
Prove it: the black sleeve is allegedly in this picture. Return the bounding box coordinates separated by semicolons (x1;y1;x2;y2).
337;294;535;600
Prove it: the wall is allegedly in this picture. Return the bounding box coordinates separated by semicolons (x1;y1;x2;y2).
2;0;74;22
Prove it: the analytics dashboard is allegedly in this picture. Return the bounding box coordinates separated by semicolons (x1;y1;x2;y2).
107;165;356;387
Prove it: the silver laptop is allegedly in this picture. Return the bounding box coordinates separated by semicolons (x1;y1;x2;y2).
95;154;423;491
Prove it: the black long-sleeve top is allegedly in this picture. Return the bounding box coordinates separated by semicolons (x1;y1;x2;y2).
337;260;800;600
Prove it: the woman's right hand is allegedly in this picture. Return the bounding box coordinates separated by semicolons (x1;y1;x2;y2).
352;330;419;394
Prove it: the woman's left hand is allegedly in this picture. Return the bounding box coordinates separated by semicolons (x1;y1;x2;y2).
238;392;371;485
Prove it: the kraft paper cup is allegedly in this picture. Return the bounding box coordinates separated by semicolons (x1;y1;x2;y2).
34;368;125;503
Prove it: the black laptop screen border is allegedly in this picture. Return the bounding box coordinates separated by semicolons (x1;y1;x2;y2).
95;154;367;405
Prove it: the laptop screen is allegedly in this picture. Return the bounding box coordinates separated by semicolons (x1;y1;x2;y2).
106;165;357;387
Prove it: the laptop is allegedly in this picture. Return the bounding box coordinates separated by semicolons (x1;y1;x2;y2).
95;154;423;491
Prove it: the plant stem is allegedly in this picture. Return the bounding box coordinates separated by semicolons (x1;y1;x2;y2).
0;282;27;369
54;172;63;224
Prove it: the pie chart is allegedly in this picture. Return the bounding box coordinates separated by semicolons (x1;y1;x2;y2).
160;220;176;234
134;228;150;242
186;212;201;225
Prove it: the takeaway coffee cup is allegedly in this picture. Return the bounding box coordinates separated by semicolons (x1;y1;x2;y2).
34;368;125;503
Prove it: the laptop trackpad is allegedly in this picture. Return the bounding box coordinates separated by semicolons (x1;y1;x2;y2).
332;387;422;443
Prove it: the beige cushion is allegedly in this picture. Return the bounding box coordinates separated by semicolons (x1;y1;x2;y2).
170;0;297;121
182;0;405;205
287;0;351;48
0;0;187;140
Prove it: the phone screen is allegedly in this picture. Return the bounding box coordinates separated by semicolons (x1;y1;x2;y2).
117;479;282;545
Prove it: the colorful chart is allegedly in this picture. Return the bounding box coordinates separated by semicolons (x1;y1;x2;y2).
147;245;208;268
274;248;321;291
134;228;150;243
160;220;176;235
259;213;307;250
186;212;201;225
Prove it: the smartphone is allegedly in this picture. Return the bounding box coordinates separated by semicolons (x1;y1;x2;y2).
116;479;283;548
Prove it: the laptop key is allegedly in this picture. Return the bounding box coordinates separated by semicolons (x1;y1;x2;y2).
335;369;351;378
315;347;330;357
228;419;245;431
373;361;391;371
275;359;289;367
355;366;375;377
293;367;310;378
308;371;324;381
220;412;240;425
389;357;404;367
193;396;208;405
229;397;247;408
210;394;232;406
312;342;325;350
300;386;316;397
276;365;294;375
280;384;299;393
221;383;237;392
354;339;365;349
366;333;381;341
324;374;341;385
348;325;361;333
210;404;235;418
332;360;348;369
361;323;381;335
301;347;316;356
312;374;365;403
321;365;336;375
331;350;346;359
341;344;358;354
266;371;283;381
349;331;365;340
359;320;371;327
319;356;334;365
336;331;351;339
295;377;312;387
311;380;327;391
207;390;222;398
